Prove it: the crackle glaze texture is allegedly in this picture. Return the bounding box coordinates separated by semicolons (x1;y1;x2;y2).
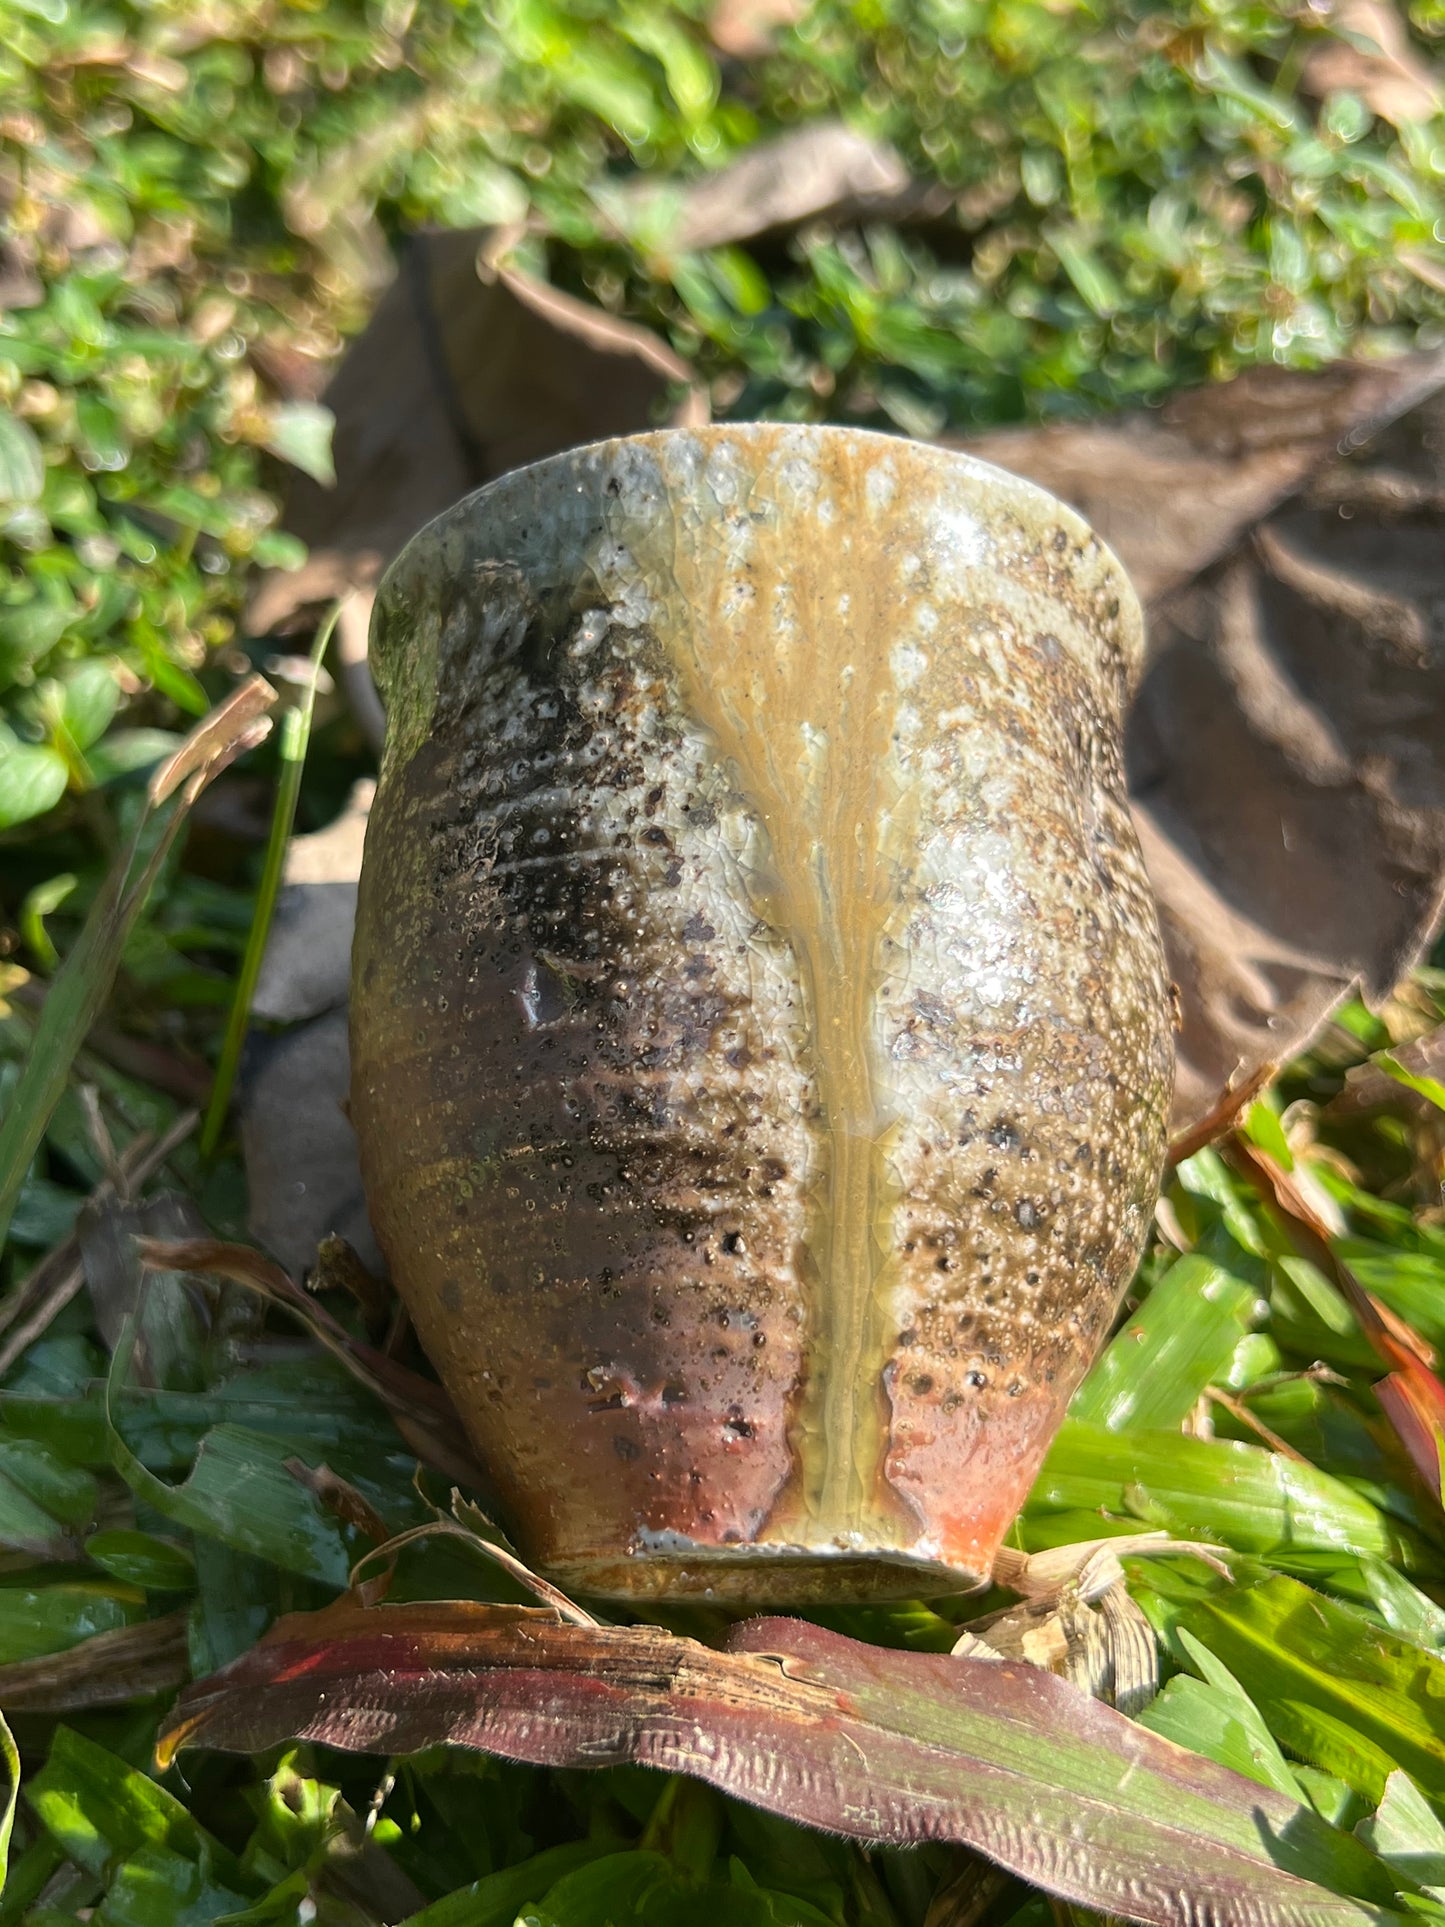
351;424;1173;1602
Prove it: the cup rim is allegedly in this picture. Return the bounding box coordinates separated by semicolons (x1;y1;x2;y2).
372;420;1147;737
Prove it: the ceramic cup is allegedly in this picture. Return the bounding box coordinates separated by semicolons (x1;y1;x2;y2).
351;424;1173;1601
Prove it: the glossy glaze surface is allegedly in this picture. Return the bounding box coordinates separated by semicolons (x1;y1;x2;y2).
351;424;1173;1600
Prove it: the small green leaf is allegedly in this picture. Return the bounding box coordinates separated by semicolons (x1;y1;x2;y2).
74;394;128;474
1046;228;1124;316
250;529;308;571
1376;1054;1445;1115
6;1172;82;1248
1070;1253;1261;1430
0;743;68;829
21;870;77;971
537;1847;902;1927
0;596;72;689
1182;1576;1445;1803
0;413;45;505
1244;1100;1296;1169
96;1844;251;1927
1138;1628;1305;1801
109;1323;354;1587
85;1529;196;1593
261;402;335;487
0;1434;98;1531
400;1844;621;1927
59;659;121;752
618;11;719;122
0;1581;141;1665
1359;1558;1445;1654
86;729;184;786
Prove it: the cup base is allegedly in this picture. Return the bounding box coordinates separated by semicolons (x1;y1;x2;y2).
547;1543;991;1606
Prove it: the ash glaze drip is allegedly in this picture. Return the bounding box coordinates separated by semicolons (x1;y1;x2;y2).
352;424;1173;1602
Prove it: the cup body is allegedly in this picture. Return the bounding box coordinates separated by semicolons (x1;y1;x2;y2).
351;424;1173;1601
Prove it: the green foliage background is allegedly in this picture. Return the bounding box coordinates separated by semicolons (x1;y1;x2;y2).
2;0;1443;832
4;6;1445;1925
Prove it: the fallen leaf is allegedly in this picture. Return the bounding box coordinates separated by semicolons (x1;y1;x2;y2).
249;125;932;636
956;357;1445;606
964;357;1445;1130
1327;1026;1445;1119
157;1598;1406;1927
248;231;704;632
1303;0;1441;127
610;121;911;253
0;1611;189;1712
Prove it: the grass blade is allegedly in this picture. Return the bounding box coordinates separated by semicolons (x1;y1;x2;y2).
201;603;342;1159
1181;1575;1445;1806
27;1724;247;1888
1028;1419;1439;1575
0;1708;17;1890
1070;1252;1262;1432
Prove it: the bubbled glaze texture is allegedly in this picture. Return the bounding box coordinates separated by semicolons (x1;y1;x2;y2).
351;424;1173;1601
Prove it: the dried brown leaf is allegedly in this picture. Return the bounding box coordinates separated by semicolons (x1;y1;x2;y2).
612;122;911;253
1327;1024;1445;1118
148;675;276;804
964;357;1445;1131
137;1236;487;1491
0;1611;189;1712
1304;0;1441;126
248;232;703;632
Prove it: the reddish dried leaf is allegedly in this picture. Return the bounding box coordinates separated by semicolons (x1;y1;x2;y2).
159;1598;1402;1927
1227;1136;1445;1502
1376;1371;1445;1499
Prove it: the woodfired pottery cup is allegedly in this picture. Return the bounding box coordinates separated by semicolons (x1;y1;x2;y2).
351;424;1174;1602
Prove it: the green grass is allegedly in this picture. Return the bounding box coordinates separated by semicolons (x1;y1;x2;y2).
2;1;1445;1922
